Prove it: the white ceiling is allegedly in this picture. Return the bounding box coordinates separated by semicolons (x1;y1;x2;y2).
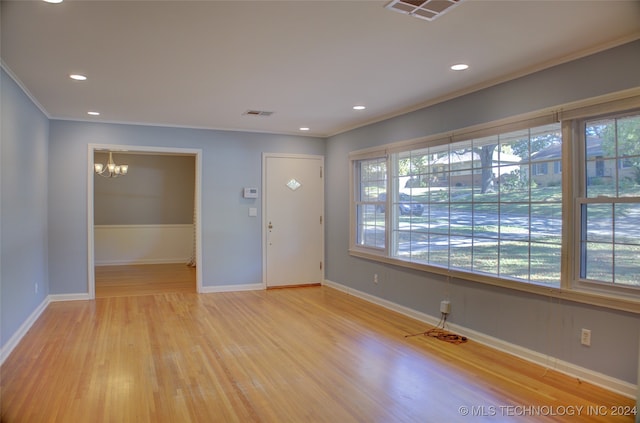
2;0;639;137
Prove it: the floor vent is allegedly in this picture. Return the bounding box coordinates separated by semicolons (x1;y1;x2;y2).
385;0;464;21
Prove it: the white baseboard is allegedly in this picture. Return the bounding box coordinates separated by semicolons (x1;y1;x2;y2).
95;258;191;266
200;283;264;293
0;297;50;366
323;279;637;399
49;293;92;302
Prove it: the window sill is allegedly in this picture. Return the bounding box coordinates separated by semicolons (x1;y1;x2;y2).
348;249;640;314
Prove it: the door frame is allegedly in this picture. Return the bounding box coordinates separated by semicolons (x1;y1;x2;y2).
87;144;203;298
262;153;325;288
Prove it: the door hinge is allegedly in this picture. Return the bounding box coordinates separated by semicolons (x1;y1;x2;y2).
320;167;323;178
320;215;323;224
320;261;323;270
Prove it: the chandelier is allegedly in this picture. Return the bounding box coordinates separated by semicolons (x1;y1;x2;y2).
95;152;128;178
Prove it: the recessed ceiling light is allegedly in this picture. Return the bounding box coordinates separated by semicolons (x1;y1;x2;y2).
450;64;469;71
299;127;310;131
87;111;100;116
70;74;87;81
43;0;63;3
353;105;366;110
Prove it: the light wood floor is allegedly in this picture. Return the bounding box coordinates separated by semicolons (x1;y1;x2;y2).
95;263;196;298
1;286;634;422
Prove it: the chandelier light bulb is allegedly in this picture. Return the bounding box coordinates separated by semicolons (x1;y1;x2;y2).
95;151;129;178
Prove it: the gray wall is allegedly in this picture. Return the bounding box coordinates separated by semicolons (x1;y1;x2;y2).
325;40;640;384
94;152;195;225
48;121;325;295
1;69;50;347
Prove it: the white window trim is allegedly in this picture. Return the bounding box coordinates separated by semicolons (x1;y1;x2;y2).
350;153;389;255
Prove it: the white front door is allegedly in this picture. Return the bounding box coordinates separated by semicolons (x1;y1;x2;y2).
264;154;324;287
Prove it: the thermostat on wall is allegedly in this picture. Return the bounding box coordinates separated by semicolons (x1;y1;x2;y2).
243;187;258;198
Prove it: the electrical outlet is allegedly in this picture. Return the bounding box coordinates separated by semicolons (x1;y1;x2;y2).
581;328;591;346
373;273;378;284
35;282;38;294
440;300;451;314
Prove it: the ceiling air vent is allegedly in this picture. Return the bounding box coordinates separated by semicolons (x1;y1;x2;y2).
243;110;274;117
385;0;464;21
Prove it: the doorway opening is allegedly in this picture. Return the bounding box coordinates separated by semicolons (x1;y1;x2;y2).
87;144;203;299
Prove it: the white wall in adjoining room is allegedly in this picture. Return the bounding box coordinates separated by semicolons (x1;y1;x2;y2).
94;224;193;265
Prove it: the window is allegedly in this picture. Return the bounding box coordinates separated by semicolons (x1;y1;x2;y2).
354;157;387;250
388;123;562;286
532;162;548;176
350;94;640;310
578;111;640;288
619;158;633;169
554;161;562;174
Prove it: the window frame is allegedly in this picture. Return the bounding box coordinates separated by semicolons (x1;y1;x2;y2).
351;155;389;253
350;149;390;255
349;90;640;313
571;109;640;299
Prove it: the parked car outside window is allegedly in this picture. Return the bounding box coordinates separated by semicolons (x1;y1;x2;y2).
377;193;424;216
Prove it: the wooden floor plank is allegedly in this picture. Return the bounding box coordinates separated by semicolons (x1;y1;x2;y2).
1;286;635;422
95;264;196;298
